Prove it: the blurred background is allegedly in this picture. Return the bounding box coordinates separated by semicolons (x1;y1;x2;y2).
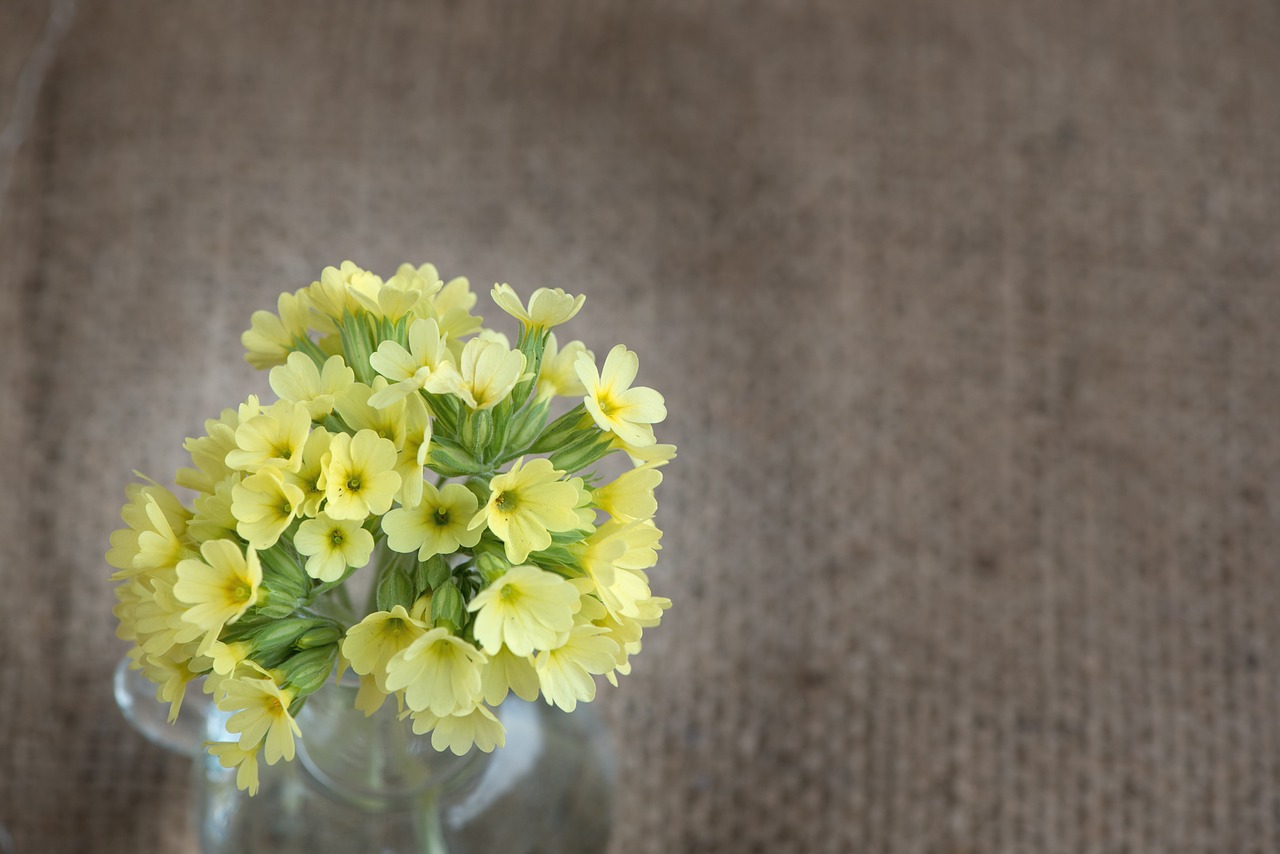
3;1;1280;851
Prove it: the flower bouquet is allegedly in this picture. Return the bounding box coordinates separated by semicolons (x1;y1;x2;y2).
108;261;673;797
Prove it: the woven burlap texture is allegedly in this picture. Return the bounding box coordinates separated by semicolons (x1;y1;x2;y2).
2;1;1279;852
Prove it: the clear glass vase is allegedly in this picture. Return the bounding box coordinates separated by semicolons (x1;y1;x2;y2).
114;658;615;853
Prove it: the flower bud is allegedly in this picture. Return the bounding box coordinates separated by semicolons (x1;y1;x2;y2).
547;431;614;473
431;581;466;632
295;623;343;650
461;410;494;460
427;442;486;477
527;404;589;455
506;399;550;455
278;646;338;698
475;551;511;585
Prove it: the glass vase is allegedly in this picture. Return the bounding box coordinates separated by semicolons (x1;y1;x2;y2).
114;658;615;853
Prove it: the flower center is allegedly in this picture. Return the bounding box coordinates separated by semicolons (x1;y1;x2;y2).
346;475;362;493
330;530;345;546
494;491;517;512
433;507;451;527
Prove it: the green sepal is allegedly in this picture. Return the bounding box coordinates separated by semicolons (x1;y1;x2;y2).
278;645;339;697
547;430;614;473
376;562;416;612
431;581;466;632
527;403;588;455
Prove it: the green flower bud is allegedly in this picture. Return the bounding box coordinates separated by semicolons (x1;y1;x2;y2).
506;399;550;456
376;563;416;612
547;430;614;473
431;581;467;632
278;646;338;697
461;410;494;460
475;551;511;584
415;554;452;591
528;403;589;454
295;623;343;650
427;441;486;477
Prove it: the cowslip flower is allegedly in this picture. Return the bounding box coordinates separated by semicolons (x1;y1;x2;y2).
590;464;663;522
384;627;486;717
409;704;506;755
293;512;375;582
534;624;619;713
467;565;579;656
320;429;401;521
269;352;355;420
479;647;541;706
341;605;430;693
575;344;667;447
368;318;451;408
382;482;481;560
226;400;312;474
231;467;305;550
469;457;583;563
173;540;262;653
241;289;312;369
217;669;302;765
535;333;592;401
209;741;261;795
425;337;526;411
490;283;585;332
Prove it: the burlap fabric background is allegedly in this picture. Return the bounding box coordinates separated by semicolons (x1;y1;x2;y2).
3;2;1279;852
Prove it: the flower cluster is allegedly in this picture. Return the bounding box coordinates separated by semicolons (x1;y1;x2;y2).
109;262;673;795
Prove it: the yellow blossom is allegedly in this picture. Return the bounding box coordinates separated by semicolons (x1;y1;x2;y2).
429;275;484;356
341;605;429;694
177;407;241;493
320;429;402;521
188;476;240;544
217;670;301;764
490;283;585;331
226;400;312;474
231;467;305;550
467;565;579;656
591;464;662;522
242;288;312;369
394;393;432;507
534;624;619;712
108;484;193;579
575;344;667;447
469;457;583;563
382;482;481;561
611;436;678;468
269;353;354;420
335;380;406;449
409;704;506;755
384;627;486;717
368;318;451;408
535;333;592;401
174;540;262;653
285;427;332;517
424;337;526;411
294;512;375;582
305;261;383;324
479;647;541;705
208;741;261;795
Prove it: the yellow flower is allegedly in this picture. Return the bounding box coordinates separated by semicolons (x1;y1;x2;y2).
242;288;312;369
269;353;355;420
382;482;481;561
173;540;262;653
320;429;402;521
469;457;583;563
335;380;406;449
305;260;383;324
208;741;261;795
409;704;506;755
108;483;192;579
231;467;305;550
467;565;579;656
535;333;592;401
226;400;312;473
429;275;484;356
341;605;429;693
351;263;435;322
394;393;432;507
424;336;526;411
177;406;240;493
490;283;585;331
575;344;666;447
534;624;619;712
571;520;662;619
611;436;678;468
285;427;332;517
136;651;201;723
384;627;486;717
368;318;451;408
217;670;301;764
294;512;375;582
590;464;663;522
479;647;541;705
188;476;240;544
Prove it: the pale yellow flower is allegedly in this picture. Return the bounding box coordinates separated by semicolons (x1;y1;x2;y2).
429;276;484;356
535;333;592;401
294;512;375;582
188;476;240;544
341;605;429;694
394;393;432;507
231;467;305;550
467;565;579;656
320;429;402;521
611;436;678;468
226;400;312;474
382;482;481;561
177;407;240;493
137;652;201;723
384;627;486;717
335;380;406;449
409;704;506;755
108;484;192;579
305;260;384;323
242;288;312;369
174;540;262;653
575;344;666;447
208;741;261;795
217;670;301;764
368;318;451;408
534;624;619;712
269;353;355;420
490;283;585;331
571;520;662;620
424;337;526;411
591;464;663;522
469;457;583;563
479;647;541;705
285;427;332;517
